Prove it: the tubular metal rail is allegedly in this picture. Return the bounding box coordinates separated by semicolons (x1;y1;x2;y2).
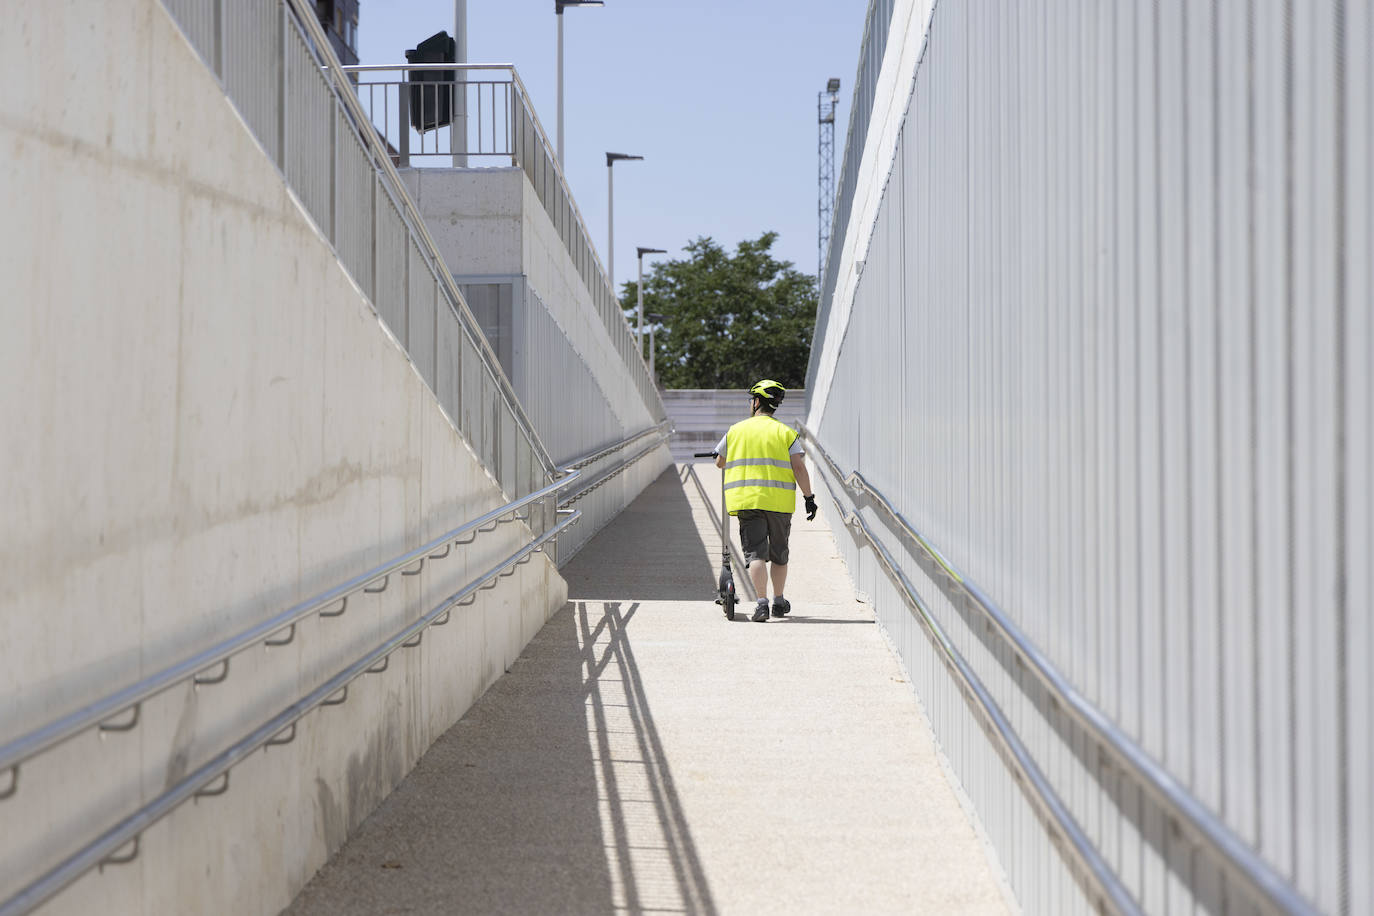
555;421;673;507
0;474;581;916
558;420;672;473
799;426;1318;916
0;417;676;914
0;474;577;799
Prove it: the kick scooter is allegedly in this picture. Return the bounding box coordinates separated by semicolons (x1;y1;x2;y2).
694;451;738;620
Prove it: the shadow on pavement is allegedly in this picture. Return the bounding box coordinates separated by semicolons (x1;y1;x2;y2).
570;599;718;916
283;599;720;916
561;466;719;602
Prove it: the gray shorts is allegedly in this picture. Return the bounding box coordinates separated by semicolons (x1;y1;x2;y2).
736;509;792;565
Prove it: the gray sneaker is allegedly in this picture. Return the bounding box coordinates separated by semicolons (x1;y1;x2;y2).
751;602;770;623
771;598;791;618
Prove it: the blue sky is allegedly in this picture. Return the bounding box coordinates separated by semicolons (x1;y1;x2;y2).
357;1;867;289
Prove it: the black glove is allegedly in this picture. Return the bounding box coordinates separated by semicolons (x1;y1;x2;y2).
804;494;818;520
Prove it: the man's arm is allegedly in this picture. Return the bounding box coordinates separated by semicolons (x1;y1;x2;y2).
791;453;812;498
716;453;726;470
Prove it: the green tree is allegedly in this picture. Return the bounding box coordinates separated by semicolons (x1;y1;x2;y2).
619;233;817;390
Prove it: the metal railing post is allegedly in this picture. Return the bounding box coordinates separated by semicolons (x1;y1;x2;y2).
397;73;410;168
369;175;378;301
329;102;337;242
402;223;411;350
213;0;225;77
509;82;518;167
432;269;440;390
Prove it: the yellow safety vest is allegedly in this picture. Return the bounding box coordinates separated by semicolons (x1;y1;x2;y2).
723;416;798;515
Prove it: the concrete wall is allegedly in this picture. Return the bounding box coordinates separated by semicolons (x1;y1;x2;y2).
401;168;662;462
401;168;672;562
400;169;526;278
0;2;565;913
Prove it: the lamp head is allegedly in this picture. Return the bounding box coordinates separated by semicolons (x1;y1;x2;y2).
826;77;841;94
556;0;604;12
636;246;667;257
606;152;644;166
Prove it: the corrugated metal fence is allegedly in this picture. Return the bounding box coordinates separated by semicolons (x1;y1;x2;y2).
661;390;809;462
808;1;1370;913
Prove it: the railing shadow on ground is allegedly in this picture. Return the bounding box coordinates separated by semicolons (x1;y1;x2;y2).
283;599;718;916
569;599;718;916
559;466;720;603
285;465;722;915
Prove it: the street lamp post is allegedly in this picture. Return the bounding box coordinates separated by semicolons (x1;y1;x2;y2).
645;312;667;384
606;152;643;290
555;0;604;167
635;246;666;360
453;0;467;167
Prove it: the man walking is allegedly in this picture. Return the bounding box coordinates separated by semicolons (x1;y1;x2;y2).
714;380;818;622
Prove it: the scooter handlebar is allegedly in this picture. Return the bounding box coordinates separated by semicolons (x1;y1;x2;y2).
693;451;719;458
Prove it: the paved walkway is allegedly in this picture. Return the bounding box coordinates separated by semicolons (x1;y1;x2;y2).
285;464;1011;915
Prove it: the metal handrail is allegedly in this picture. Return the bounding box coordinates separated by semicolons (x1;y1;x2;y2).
799;426;1318;916
336;63;515;73
275;0;560;479
557;427;672;506
0;418;666;788
800;428;1136;914
0;418;665;793
0;470;580;795
558;420;672;472
0;509;580;916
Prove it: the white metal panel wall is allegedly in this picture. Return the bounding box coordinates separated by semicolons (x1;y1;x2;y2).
516;284;623;466
809;0;900;389
506;281;673;560
810;1;1369;913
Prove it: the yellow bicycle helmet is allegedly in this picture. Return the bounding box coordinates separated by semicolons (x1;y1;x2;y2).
749;379;786;408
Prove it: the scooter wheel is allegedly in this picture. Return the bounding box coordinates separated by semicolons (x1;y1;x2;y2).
722;584;736;620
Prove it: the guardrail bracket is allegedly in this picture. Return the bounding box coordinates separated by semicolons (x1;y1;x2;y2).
99;836;140;871
320;596;349;618
195;772;230;800
265;723;298;748
99;704;141;734
265;623;296;648
194;658;231;686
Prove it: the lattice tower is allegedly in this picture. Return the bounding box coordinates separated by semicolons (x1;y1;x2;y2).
817;79;840;284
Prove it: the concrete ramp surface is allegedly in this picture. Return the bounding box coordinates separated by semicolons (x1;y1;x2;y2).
285;464;1011;915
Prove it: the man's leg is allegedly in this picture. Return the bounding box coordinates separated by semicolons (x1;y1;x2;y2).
749;559;769;598
738;511;773;621
769;562;788;596
767;511;793;617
